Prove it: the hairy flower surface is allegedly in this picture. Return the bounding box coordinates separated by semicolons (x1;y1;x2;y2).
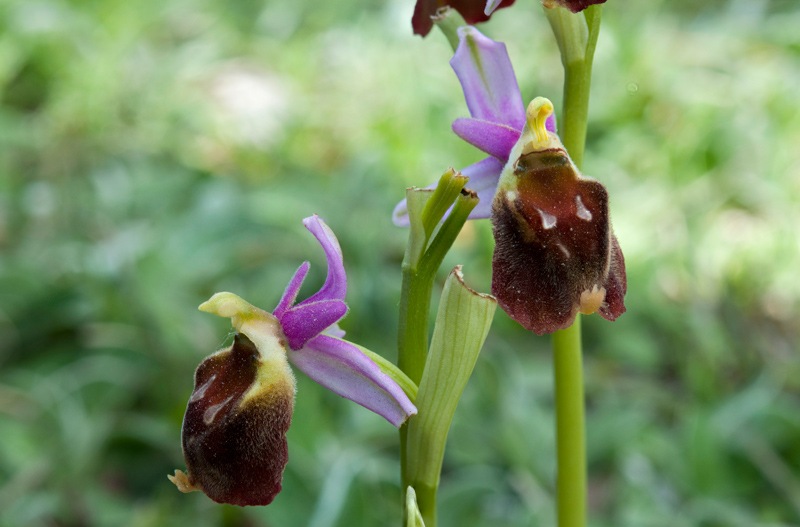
492;98;625;334
394;27;625;334
170;215;416;506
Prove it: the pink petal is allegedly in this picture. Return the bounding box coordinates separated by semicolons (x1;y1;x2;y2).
461;156;505;220
301;215;347;304
289;335;417;427
280;300;348;350
392;198;413;228
452;118;521;160
273;262;310;319
450;26;525;130
392;156;504;226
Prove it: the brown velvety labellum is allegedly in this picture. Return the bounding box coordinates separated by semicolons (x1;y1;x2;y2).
180;333;294;506
491;148;625;334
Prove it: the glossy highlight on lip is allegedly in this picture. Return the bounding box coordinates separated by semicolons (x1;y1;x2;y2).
491;100;626;334
170;216;416;506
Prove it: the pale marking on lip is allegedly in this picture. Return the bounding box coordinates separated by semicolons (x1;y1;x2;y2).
190;374;217;403
538;209;557;229
575;195;592;221
203;395;234;425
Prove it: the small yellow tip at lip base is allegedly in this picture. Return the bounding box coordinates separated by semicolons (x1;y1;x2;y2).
578;285;606;315
527;97;555;145
168;469;201;494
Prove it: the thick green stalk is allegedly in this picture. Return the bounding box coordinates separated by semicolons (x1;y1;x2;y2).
397;182;478;527
547;6;602;527
398;269;436;385
558;7;601;167
561;60;591;167
552;317;586;527
398;187;476;385
398;264;433;524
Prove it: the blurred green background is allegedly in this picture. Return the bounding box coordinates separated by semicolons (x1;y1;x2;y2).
1;0;798;525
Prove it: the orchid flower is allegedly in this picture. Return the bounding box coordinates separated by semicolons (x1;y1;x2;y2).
412;0;516;37
169;215;416;506
393;26;547;225
491;97;626;334
394;27;625;335
411;0;604;37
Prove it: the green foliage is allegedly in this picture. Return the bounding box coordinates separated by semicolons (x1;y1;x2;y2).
1;0;798;525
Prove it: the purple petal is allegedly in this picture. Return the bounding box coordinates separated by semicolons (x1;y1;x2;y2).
546;112;557;134
300;215;347;304
452;118;521;160
280;299;348;350
289;334;417;427
273;262;310;319
392;197;413;228
323;322;346;339
461;156;505;220
450;26;525;130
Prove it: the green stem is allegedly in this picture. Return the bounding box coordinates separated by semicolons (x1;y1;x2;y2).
561;60;591;167
398;268;436;386
548;6;602;527
553;6;602;166
552;317;586;527
404;267;496;527
397;188;478;527
397;218;438;527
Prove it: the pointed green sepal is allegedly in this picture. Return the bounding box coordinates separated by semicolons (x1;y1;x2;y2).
405;486;426;527
421;168;469;241
404;188;435;272
404;266;496;518
545;4;590;65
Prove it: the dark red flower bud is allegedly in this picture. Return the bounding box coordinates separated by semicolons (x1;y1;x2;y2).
412;0;516;37
491;98;626;334
169;308;296;506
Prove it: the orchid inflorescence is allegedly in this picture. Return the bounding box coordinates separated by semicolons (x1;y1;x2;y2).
170;0;622;518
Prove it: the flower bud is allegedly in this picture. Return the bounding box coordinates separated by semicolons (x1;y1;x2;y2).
169;298;296;506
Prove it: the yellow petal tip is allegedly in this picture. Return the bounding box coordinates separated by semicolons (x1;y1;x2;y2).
199;292;254;318
168;469;201;494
